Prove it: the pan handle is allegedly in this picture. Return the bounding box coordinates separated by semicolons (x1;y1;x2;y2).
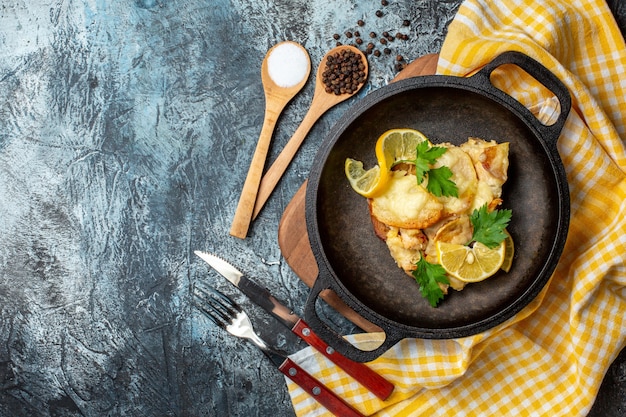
303;274;405;363
472;51;572;148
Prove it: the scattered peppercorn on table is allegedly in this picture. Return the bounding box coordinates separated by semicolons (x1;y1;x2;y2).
0;1;624;417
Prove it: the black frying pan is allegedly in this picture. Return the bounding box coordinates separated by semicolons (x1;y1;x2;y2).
304;51;571;362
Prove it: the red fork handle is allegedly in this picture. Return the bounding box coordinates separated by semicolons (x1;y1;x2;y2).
292;319;394;400
278;358;365;417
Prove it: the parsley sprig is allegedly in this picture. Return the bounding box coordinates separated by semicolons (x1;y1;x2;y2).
412;205;513;308
398;140;458;198
412;255;449;308
469;204;512;248
404;142;512;308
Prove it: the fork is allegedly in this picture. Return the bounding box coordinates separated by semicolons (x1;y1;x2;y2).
192;285;365;417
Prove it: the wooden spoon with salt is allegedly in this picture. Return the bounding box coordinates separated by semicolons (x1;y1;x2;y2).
230;41;310;239
251;45;368;220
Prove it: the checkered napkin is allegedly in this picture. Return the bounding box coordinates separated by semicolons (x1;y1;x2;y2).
285;0;626;415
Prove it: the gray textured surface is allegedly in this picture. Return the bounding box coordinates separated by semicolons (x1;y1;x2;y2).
0;1;624;416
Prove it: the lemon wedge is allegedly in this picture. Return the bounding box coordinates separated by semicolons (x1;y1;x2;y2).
500;230;515;272
375;128;431;172
345;128;431;197
436;240;506;283
345;159;385;198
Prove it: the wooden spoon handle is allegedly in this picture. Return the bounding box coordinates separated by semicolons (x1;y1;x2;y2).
230;103;285;238
252;103;319;219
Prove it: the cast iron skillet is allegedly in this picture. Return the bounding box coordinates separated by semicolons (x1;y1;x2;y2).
304;51;571;362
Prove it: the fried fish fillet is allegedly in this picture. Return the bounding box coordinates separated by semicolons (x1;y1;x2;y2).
370;170;443;230
368;137;510;291
433;144;478;217
460;137;509;211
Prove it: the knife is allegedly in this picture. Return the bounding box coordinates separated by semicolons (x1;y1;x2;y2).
194;250;394;400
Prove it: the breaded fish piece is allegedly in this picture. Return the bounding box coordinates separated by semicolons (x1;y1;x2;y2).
370;170;443;229
433;144;478;218
460;138;509;211
384;227;427;273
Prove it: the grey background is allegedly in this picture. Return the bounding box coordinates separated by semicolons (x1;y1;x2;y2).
1;0;624;416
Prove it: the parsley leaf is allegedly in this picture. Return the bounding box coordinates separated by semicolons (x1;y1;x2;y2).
399;140;458;198
412;255;450;307
469;204;512;248
413;140;447;184
426;166;458;197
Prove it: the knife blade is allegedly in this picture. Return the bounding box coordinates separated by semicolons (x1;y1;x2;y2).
194;250;394;400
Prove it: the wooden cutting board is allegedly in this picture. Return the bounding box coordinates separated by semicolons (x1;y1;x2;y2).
278;54;439;333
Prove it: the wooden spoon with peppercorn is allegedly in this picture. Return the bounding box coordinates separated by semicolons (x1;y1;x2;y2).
252;45;369;219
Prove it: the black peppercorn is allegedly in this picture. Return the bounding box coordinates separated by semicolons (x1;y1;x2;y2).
382;0;389;5
329;7;415;73
321;49;367;96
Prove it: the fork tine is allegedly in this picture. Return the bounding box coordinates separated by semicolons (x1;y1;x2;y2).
206;287;241;316
193;284;273;351
192;285;243;327
193;286;229;327
192;296;225;328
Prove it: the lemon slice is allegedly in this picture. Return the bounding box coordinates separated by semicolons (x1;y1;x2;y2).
345;158;385;197
345;128;431;197
437;240;506;283
501;230;515;272
375;128;430;173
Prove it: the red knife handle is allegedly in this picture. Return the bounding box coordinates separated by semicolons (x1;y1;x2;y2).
278;358;365;417
292;319;394;400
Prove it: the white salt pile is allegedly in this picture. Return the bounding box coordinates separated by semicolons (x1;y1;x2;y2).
267;42;309;88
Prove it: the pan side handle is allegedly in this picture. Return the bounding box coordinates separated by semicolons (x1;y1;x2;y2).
303;275;405;363
472;50;572;148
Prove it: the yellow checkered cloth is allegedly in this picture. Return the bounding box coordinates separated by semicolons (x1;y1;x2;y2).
286;0;626;415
